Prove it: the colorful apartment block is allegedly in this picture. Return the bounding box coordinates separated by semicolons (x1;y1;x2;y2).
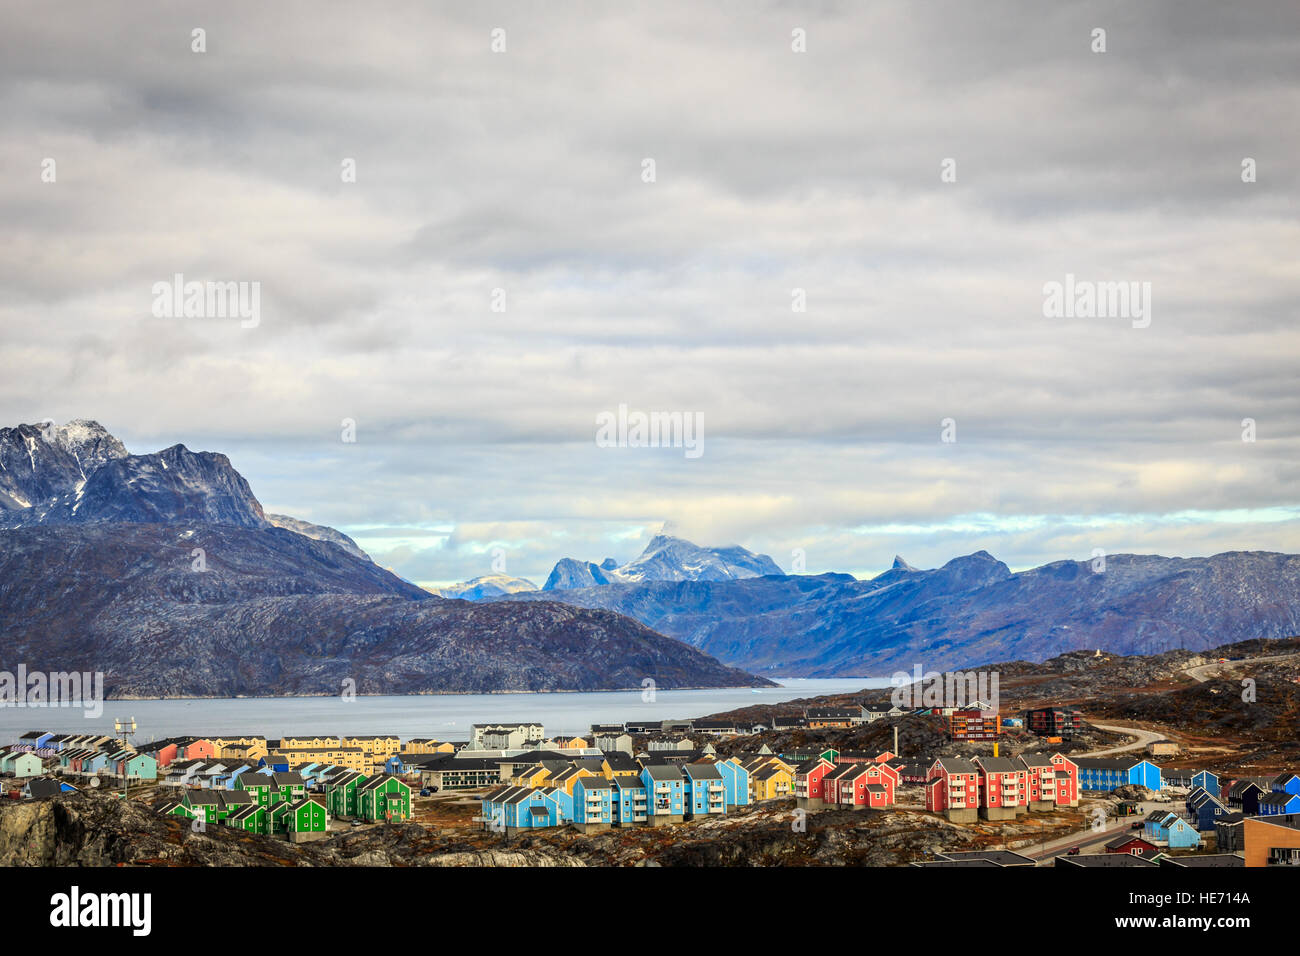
356;774;411;822
925;757;980;822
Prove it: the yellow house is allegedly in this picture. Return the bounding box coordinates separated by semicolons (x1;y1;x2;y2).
269;746;367;772
545;736;591;750
549;765;598;795
750;766;793;801
211;736;268;760
402;739;455;755
510;764;552;788
218;741;268;761
279;735;342;750
341;735;403;769
601;759;640;779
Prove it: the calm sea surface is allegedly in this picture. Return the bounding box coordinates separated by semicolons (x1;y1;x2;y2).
0;679;889;746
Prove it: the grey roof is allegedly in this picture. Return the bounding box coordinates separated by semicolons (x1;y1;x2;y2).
933;757;977;774
1105;834;1155;851
682;763;723;780
973;756;1020;774
937;850;1036;866
1259;792;1300;807
1159;853;1244;868
1016;752;1054;768
25;778;66;798
642;764;683;781
1056;853;1158;867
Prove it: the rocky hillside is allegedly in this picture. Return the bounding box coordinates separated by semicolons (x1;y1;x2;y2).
511;550;1300;675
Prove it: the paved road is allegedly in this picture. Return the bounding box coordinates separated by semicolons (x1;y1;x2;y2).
1082;722;1165;757
1183;652;1298;683
1022;800;1177;861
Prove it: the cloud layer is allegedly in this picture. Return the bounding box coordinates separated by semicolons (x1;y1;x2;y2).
3;1;1298;584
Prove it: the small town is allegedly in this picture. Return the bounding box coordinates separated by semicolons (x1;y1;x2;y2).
4;697;1296;867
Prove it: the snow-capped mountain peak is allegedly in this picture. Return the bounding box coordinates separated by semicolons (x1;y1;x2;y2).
542;533;785;590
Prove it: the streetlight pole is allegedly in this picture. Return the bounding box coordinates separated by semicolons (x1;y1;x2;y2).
114;717;136;802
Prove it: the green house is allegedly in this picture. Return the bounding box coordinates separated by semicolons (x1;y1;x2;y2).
236;774;275;807
159;799;198;821
225;803;268;835
271;771;307;805
183;790;225;824
356;774;411;822
327;770;369;818
282;796;329;833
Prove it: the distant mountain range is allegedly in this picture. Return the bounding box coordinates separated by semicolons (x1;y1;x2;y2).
430;574;539;601
506;546;1300;676
0;420;768;696
541;534;784;590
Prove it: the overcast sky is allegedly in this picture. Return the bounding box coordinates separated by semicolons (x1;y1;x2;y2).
3;1;1298;586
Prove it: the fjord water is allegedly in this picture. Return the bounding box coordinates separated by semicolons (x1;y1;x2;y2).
0;679;888;745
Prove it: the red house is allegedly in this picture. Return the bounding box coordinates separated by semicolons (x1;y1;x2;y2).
972;756;1028;820
1105;834;1157;856
925;757;980;822
147;737;216;768
824;762;896;809
1016;751;1080;808
793;757;835;807
1048;753;1079;807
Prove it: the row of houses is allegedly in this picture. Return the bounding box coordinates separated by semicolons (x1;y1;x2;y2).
794;752;900;809
2;742;158;783
481;755;754;834
155;766;412;840
925;753;1080;821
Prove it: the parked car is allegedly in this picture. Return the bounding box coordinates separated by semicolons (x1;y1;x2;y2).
1067;846;1081;856
419;788;431;796
351;819;365;827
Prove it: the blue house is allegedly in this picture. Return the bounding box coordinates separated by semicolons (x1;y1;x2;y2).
571;777;615;829
1075;758;1162;792
681;762;726;818
1190;770;1220;797
712;759;750;807
1258;791;1300;816
1145;811;1200;849
1187;790;1231;831
259;755;291;773
1271;772;1300;796
1164;815;1201;849
84;752;112;776
383;755;405;775
480;786;570;831
641;764;686;824
612;776;648;826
